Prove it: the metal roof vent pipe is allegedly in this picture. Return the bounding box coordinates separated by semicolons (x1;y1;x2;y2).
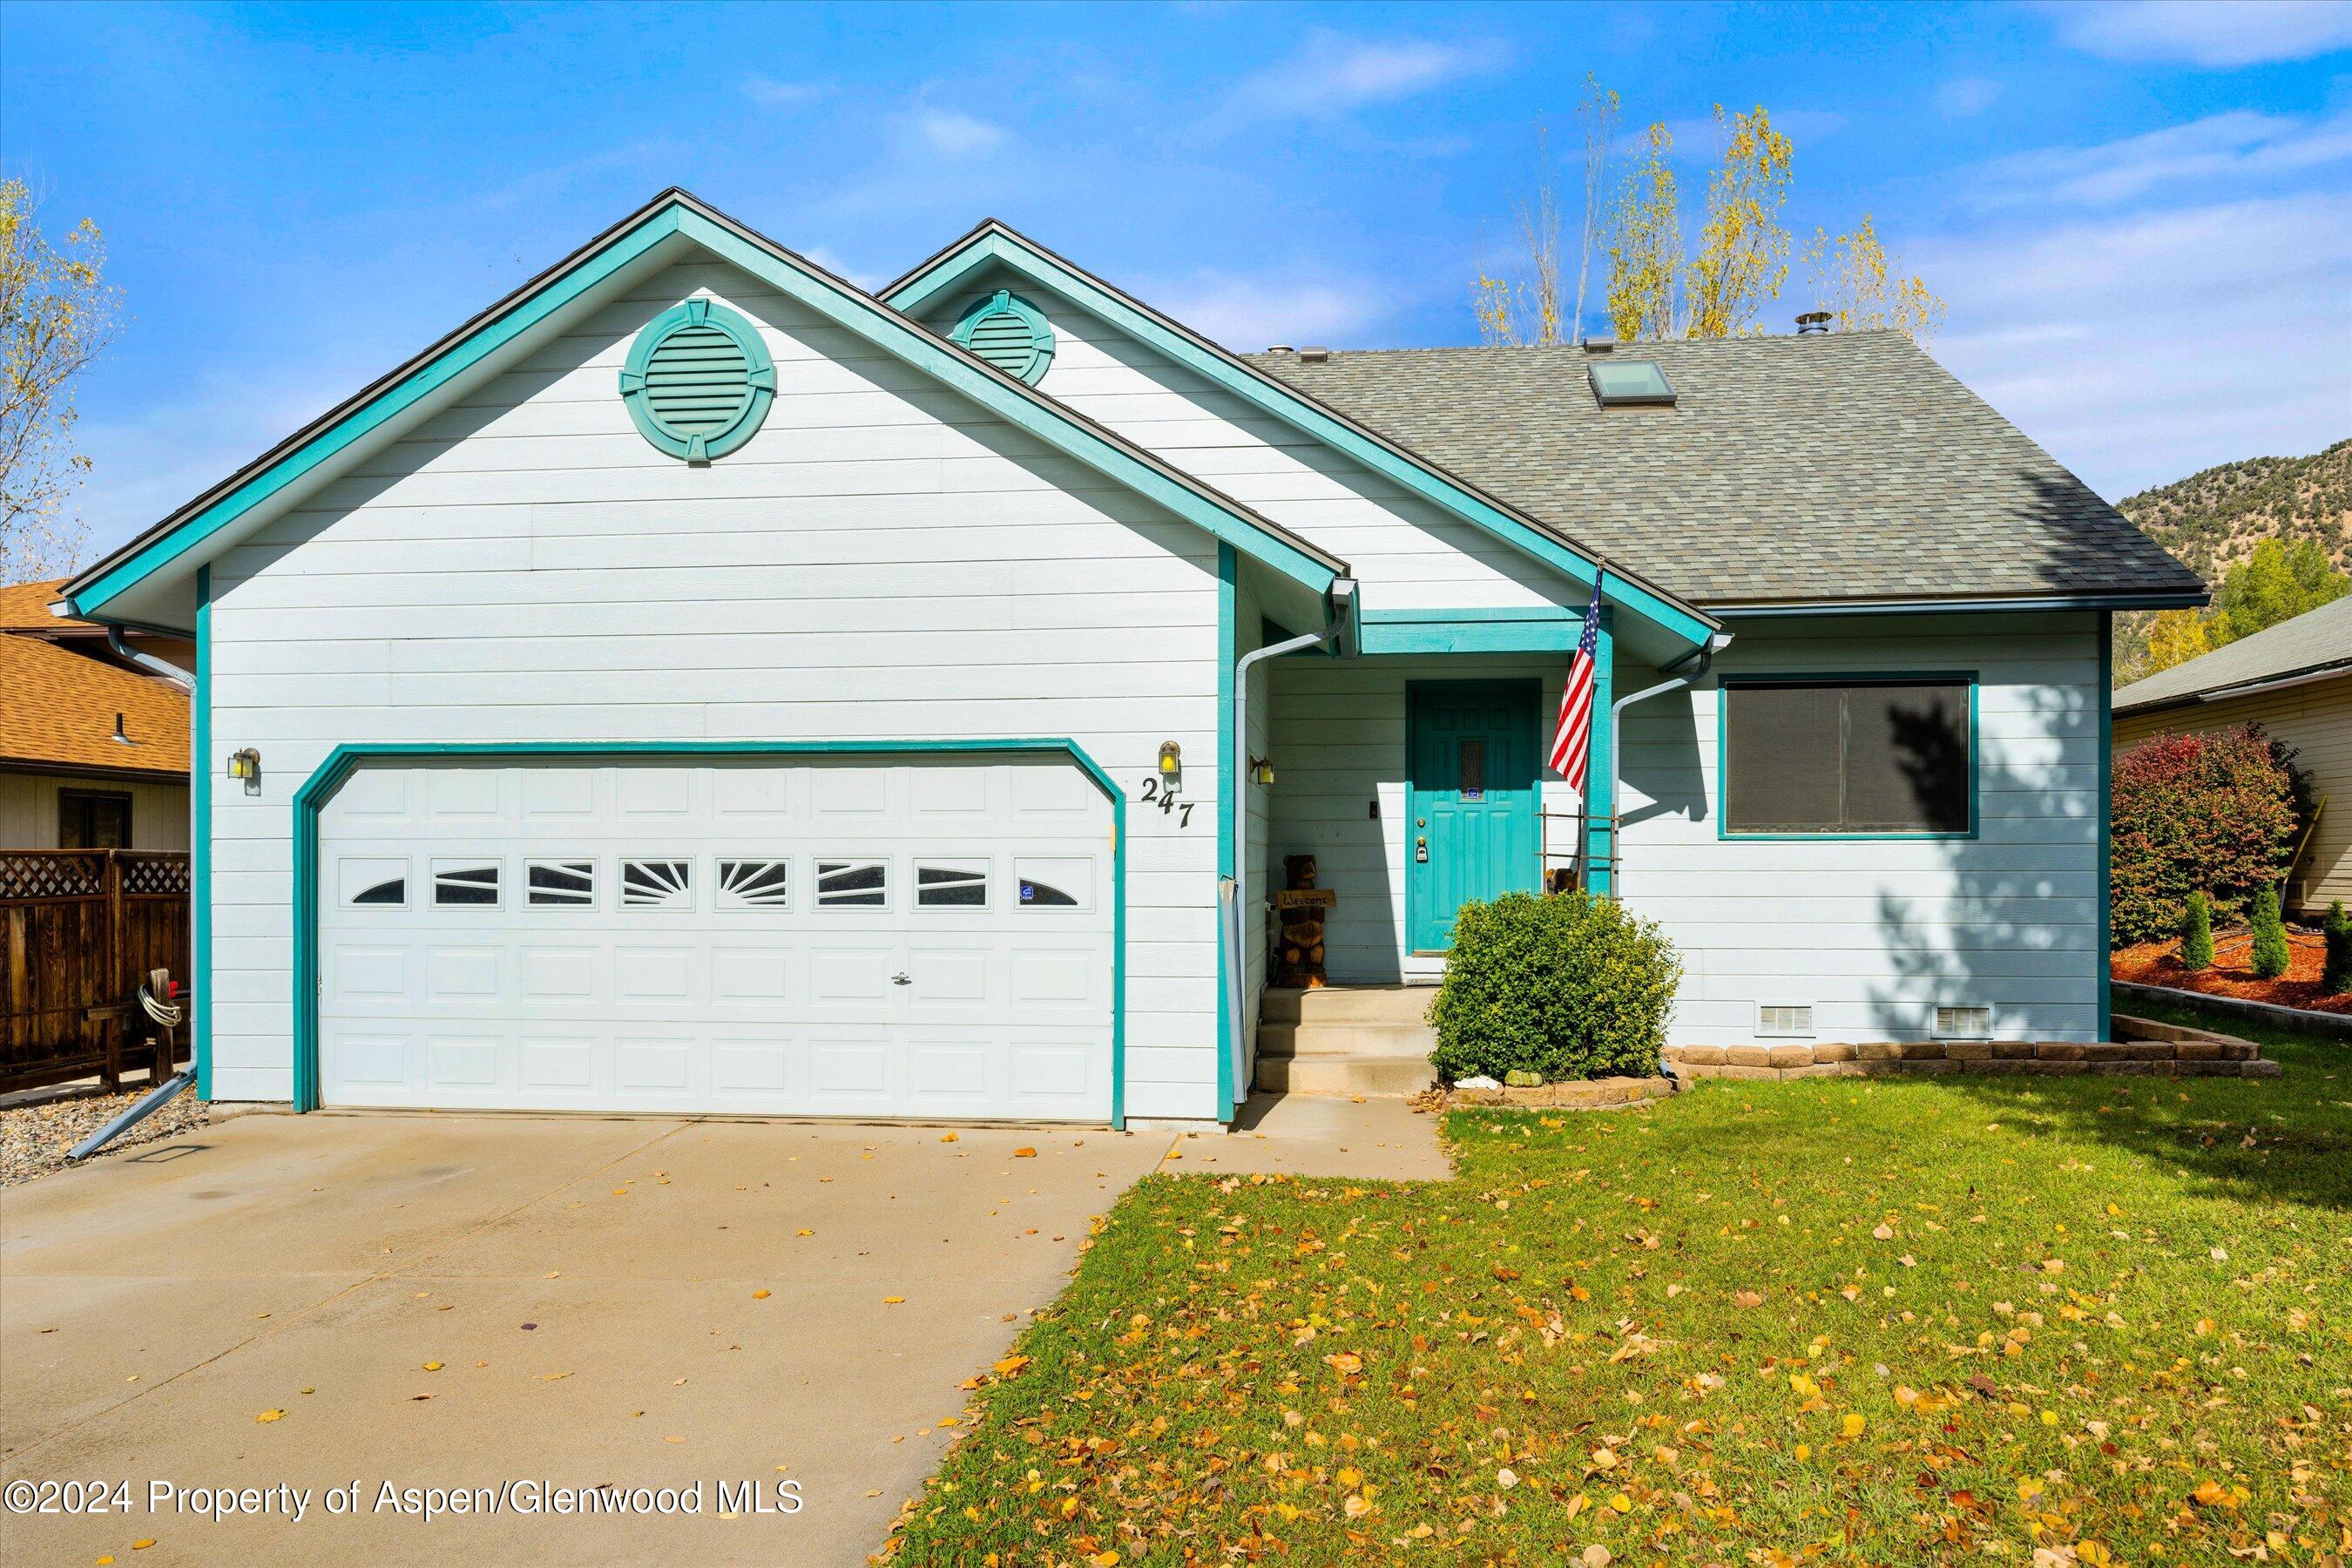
1264;344;1294;355
1582;335;1616;354
1796;311;1831;335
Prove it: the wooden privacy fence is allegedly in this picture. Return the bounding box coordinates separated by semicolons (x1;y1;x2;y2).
0;850;192;1094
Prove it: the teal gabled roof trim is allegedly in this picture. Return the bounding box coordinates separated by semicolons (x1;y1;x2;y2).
288;740;1128;1127
884;223;1718;651
1361;605;1586;654
620;296;775;461
66;191;1344;623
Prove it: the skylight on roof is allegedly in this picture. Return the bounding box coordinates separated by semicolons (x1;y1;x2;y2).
1589;360;1675;407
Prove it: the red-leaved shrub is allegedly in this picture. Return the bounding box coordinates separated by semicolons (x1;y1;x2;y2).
2111;725;2302;946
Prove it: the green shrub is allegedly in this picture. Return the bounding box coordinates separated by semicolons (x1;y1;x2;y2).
1428;890;1680;1083
2111;725;2305;946
2180;890;2213;971
2249;888;2290;979
2323;902;2352;996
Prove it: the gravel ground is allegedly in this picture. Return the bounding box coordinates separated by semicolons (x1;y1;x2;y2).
0;1086;210;1188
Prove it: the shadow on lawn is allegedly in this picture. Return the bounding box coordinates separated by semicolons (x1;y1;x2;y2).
1936;1012;2352;1214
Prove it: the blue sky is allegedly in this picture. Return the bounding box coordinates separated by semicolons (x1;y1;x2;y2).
3;0;2348;564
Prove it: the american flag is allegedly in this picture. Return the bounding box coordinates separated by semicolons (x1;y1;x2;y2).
1549;578;1603;792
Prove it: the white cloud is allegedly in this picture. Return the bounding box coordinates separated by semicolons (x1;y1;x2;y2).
2049;0;2352;67
1916;191;2352;497
741;78;827;110
1228;30;1507;121
903;109;1010;159
1150;273;1388;350
1976;107;2352;206
1936;77;2004;118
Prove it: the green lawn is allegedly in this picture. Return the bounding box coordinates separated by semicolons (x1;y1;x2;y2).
884;996;2349;1566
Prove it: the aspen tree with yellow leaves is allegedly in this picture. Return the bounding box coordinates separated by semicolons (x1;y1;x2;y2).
0;178;121;579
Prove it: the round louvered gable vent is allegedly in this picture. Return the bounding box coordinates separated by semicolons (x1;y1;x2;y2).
620;298;775;461
950;289;1055;385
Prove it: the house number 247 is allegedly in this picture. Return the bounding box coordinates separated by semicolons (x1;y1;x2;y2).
1138;778;1194;826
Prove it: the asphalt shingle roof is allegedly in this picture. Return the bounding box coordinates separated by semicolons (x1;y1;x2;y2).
0;634;188;779
2112;594;2352;714
1246;332;2205;607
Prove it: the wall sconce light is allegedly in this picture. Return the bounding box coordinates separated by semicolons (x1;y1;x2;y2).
1157;740;1182;793
1249;755;1276;786
227;747;261;796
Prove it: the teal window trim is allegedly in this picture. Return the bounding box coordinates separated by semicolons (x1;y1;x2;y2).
68;195;1342;623
288;739;1127;1128
619;296;775;461
1582;612;1616;894
193;566;212;1100
1216;542;1237;1119
949;288;1056;385
1714;670;1981;842
2096;614;2112;1043
1361;605;1586;655
882;226;1718;652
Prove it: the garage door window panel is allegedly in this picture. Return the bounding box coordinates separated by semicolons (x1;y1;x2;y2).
916;863;989;908
816;860;888;908
432;861;502;907
1016;857;1092;910
621;859;694;909
341;858;409;909
718;859;792;910
526;860;597;907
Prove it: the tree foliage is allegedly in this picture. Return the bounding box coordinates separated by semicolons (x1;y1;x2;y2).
1428;890;1680;1084
2207;537;2349;648
0;179;120;580
1682;105;1794;339
2110;726;2303;946
1801;214;1947;344
2248;888;2290;980
1603;122;1681;342
2322;902;2351;996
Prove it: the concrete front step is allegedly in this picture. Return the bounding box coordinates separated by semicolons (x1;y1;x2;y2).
1260;984;1435;1024
1257;1021;1436;1058
1254;1053;1437;1098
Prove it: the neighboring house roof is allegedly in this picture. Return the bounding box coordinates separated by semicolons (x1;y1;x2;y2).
2112;595;2352;716
0;577;71;630
63;190;1348;632
0;632;189;780
1247;335;2209;612
883;220;1720;648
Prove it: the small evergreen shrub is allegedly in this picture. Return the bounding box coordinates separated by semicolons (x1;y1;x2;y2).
2323;902;2352;996
2180;890;2213;971
2249;888;2290;979
1428;890;1680;1084
2110;725;2303;945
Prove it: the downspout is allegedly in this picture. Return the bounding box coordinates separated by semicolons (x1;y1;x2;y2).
1603;632;1732;896
105;625;196;691
1223;579;1357;1113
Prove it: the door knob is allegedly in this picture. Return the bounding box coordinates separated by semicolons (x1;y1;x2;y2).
891;972;911;986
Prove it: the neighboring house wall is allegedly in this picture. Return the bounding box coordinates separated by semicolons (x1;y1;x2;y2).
203;256;1228;1114
922;272;1579;614
2114;672;2352;917
1622;612;2104;1044
0;771;189;849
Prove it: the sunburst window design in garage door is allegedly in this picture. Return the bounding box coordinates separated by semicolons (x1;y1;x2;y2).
621;859;693;909
527;861;595;907
718;859;791;910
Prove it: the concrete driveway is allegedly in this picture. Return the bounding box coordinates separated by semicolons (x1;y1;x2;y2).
1;1109;1169;1565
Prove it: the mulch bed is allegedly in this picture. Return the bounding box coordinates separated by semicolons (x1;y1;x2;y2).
2110;927;2352;1016
0;1086;210;1188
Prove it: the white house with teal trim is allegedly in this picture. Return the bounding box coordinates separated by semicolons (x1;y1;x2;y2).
63;190;2205;1128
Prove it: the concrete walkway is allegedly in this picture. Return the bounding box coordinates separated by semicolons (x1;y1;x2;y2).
1;1097;1446;1565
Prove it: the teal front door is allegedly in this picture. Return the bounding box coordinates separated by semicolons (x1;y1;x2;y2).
1406;680;1540;952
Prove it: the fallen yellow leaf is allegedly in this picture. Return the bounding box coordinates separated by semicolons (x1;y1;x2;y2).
1013;1147;1037;1158
754;1289;771;1300
883;1296;905;1305
255;1409;285;1423
422;1362;443;1371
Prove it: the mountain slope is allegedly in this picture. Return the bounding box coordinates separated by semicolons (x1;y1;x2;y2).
2112;439;2350;683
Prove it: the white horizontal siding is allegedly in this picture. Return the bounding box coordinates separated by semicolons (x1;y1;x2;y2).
204;255;1229;1118
923;269;1578;614
1620;612;2105;1044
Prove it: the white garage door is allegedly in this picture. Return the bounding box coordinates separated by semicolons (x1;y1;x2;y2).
316;755;1114;1120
